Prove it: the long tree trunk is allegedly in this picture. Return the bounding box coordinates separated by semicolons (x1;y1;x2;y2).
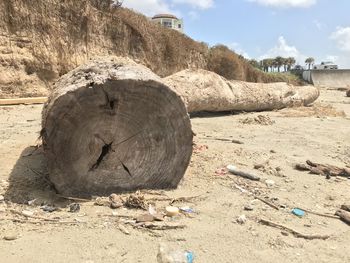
164;69;320;113
42;57;193;197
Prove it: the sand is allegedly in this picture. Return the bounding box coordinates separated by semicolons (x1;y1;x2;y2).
0;88;349;263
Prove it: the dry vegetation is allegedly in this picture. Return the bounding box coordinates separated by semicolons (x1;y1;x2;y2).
0;0;302;98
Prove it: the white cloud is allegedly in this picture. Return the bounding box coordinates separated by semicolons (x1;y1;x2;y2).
122;0;172;16
260;36;306;63
172;0;214;9
188;10;200;20
325;55;338;63
122;0;214;16
330;26;350;52
313;19;324;31
248;0;317;8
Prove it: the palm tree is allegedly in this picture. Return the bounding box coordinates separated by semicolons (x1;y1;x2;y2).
287;57;296;71
275;56;284;72
305;57;315;70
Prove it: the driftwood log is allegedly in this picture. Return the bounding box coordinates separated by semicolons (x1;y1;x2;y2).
164;69;320;113
295;160;350;178
42;57;193;197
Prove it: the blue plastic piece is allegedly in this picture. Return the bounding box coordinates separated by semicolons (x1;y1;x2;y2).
292;208;305;217
186;251;194;263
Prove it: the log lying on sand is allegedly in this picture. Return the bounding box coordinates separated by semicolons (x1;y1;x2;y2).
164;69;320;113
42;57;193;197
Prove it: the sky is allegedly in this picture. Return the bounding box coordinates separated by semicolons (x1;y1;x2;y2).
122;0;350;68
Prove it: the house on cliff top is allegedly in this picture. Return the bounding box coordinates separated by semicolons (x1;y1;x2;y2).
151;14;184;33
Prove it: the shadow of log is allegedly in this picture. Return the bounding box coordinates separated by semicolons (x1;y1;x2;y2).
4;146;59;205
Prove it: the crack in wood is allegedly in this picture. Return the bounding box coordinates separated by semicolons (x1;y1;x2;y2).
90;142;113;171
121;161;132;177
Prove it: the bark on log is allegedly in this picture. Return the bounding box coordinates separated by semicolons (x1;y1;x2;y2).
164;69;320;113
42;57;193;197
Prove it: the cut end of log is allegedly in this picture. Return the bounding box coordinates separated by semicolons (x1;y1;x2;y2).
42;57;193;197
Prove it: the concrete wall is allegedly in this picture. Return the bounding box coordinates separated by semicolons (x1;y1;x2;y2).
302;70;350;88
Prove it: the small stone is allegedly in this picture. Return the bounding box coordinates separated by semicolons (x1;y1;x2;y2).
244;205;254;211
22;210;34;217
109;194;123;209
111;211;119;217
41;205;57;213
236;215;247;224
281;231;289;236
0;195;4;202
94;197;105;206
136;214;155;223
3;234;18;241
69;203;80;213
265;179;275;188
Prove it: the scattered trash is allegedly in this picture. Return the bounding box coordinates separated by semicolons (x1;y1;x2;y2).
69;203;80;213
265;179;275;188
157;243;194;263
27;199;37;206
180;206;195;213
193;144;208;154
41;205;57;213
166;206;180;217
149;204;157;215
215;167;227;176
227;165;260;181
292;208;306;218
22;210;34;217
236;215;247;224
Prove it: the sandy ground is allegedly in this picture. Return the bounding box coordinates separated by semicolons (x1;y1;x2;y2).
0;88;349;263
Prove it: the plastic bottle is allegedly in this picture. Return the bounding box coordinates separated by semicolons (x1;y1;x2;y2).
157;243;194;263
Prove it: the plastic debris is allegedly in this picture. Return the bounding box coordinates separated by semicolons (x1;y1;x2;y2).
69;203;80;213
180;206;195;213
265;179;275;188
237;215;247;224
165;206;180;217
292;208;305;217
22;210;34;217
27;199;37;206
41;205;57;213
157;243;194;263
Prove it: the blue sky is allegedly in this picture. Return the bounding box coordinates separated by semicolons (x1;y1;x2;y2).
123;0;350;68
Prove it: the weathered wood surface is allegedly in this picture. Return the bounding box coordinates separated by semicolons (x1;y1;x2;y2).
0;97;47;106
164;69;320;113
42;57;193;197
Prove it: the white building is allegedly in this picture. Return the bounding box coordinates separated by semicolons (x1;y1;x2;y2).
313;62;338;70
151;14;184;33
